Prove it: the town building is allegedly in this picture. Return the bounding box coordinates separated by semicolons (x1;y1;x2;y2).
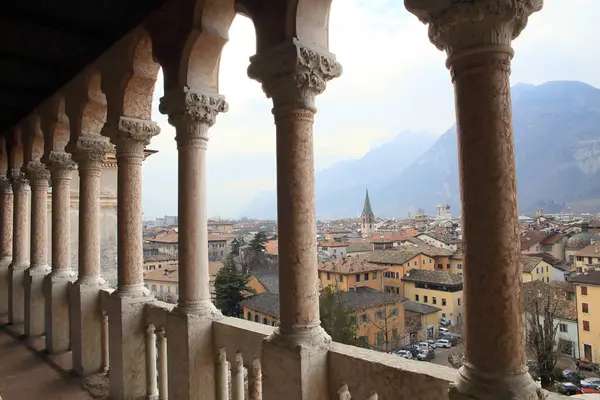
520;230;568;261
360;189;375;237
145;261;223;302
143;254;178;272
366;249;436;296
403;300;443;343
318;258;387;292
571;271;600;363
208;221;234;233
574;243;600;273
564;223;600;265
317;241;347;259
521;255;564;283
436;203;453;220
402;269;463;325
417;231;461;252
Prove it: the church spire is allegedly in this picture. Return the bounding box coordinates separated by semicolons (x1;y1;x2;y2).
362;189;374;218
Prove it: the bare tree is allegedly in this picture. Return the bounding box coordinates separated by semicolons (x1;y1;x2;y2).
364;306;417;352
527;294;560;388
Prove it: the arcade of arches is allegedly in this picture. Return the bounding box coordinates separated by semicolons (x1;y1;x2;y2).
0;0;557;399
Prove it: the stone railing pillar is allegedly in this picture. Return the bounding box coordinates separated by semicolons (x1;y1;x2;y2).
70;135;112;376
0;175;13;316
104;116;159;400
44;152;77;353
404;1;543;399
159;89;227;400
9;169;30;324
247;39;342;399
24;161;51;337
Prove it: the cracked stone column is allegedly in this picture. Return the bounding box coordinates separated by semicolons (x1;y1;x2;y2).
24;161;51;337
0;175;13;316
105;116;159;400
159;89;227;400
9;169;30;325
44;152;76;353
247;39;342;400
404;1;543;399
70;135;113;376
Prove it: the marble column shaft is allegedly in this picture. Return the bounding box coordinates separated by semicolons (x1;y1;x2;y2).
44;152;76;353
9;170;30;324
70;136;112;376
0;176;13;315
24;162;51;337
403;0;543;398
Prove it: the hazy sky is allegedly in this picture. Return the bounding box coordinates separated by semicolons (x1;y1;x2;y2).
142;0;600;220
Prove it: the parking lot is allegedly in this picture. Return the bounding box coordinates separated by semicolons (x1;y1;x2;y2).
428;344;463;368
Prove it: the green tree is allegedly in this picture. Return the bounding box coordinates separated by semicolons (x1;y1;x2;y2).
319;286;358;345
214;255;255;317
249;231;268;253
230;237;245;256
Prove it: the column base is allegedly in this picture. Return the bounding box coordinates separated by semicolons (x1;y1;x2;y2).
0;256;11;316
167;306;222;400
9;263;28;324
24;264;51;337
108;288;154;400
44;269;76;354
262;327;331;400
448;363;544;400
70;277;107;376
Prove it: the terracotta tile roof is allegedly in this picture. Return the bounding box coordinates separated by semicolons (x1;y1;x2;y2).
521;255;543;273
520;230;549;250
548;280;575;294
365;250;422;265
451;251;464;260
570;270;600;285
419;232;461;245
208;235;231;242
527;253;570;272
264;240;278;256
252;270;279;293
240;293;280;318
340;287;405;311
346;242;373;253
540;233;566;245
319;242;347;248
401;269;463;286
143;254;178;262
319;258;387;274
523;280;577;321
574;243;600;258
150;232;179;243
144;267;179;283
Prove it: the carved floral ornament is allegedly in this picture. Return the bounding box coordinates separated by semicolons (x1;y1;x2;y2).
46;151;76;171
404;0;543;54
159;89;229;129
26;161;51;182
116;116;161;145
10;169;29;191
247;39;342;109
74;135;114;163
0;175;12;193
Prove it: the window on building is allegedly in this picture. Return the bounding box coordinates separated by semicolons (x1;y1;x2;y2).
151;284;156;292
414;261;417;266
160;285;164;293
339;275;344;283
433;297;437;305
271;321;276;326
415;294;419;302
546;265;548;273
167;286;171;294
263;318;268;325
442;313;446;318
547;277;549;283
377;332;384;346
536;267;539;274
583;303;589;313
372;272;377;279
361;314;368;323
424;296;428;303
254;315;259;323
442;298;447;306
577;256;583;262
326;272;330;280
390;308;398;317
356;274;360;282
422;260;425;265
364;273;369;281
583;320;591;331
458;298;461;306
589;257;593;264
430;259;432;263
376;310;385;320
437;264;443;269
392;328;398;340
458;264;463;269
247;312;252;320
396;272;399;279
447;264;451;269
582;286;588;295
559;323;568;333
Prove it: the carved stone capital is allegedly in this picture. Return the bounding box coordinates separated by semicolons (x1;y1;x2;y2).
26;161;51;184
73;136;114;166
0;175;13;194
10;169;29;193
247;39;342;111
405;0;543;56
104;116;160;159
45;151;76;180
159;89;228;148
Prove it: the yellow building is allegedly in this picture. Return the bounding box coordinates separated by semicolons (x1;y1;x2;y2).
404;300;443;342
145;261;223;301
572;271;600;362
448;252;464;274
318;258;386;292
143;254;178;272
240;287;406;351
574;244;600;273
402;269;463;325
521;255;553;283
208;222;234;233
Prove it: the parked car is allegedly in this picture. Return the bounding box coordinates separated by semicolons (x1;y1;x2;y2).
440;317;451;327
438;327;450;335
561;369;584;382
443;335;459;346
416;349;435;361
576;359;600;372
580;381;600;394
418;342;435;351
581;377;600;386
395;350;413;359
399;345;420;357
434;339;452;349
557;382;582;396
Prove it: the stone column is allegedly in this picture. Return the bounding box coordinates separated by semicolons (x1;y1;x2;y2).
9;169;30;325
70;135;112;376
0;176;13;316
404;1;543;399
247;39;341;399
44;152;76;353
106;116;159;400
24;161;51;337
159;89;227;400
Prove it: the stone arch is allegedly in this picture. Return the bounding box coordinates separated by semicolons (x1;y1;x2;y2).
237;0;333;53
7;126;24;172
21;114;44;165
65;69;107;147
40;93;70;158
0;137;8;175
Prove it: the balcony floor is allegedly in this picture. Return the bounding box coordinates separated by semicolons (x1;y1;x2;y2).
0;325;94;400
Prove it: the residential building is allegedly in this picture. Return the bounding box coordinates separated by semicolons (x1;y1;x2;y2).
417;232;461;251
403;300;443;343
360;189;375;237
346;241;373;258
523;280;579;359
402;269;463;325
318;241;347;259
520;230;568;261
143;254;178;272
145;261;223;302
208;221;234;233
247;269;280;295
564;224;600;264
572;271;600;362
449;252;464;274
318;258;386;291
435;203;453;220
521;255;554;283
574;243;600;273
365;250;436;296
208;235;230;261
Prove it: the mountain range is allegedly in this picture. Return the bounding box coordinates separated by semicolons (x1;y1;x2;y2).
244;81;600;219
